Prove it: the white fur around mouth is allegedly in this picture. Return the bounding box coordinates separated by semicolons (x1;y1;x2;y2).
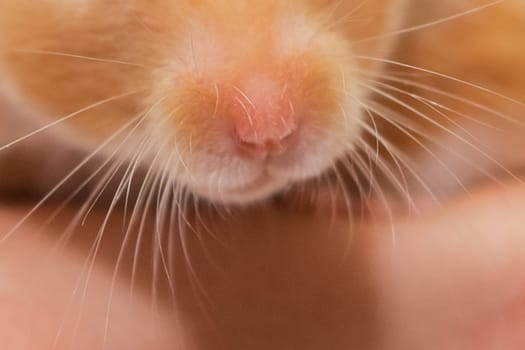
195;171;289;205
230;172;273;193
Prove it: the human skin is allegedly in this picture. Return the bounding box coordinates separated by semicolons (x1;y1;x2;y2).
0;182;525;349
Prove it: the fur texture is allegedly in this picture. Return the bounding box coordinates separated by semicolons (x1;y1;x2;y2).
0;0;524;207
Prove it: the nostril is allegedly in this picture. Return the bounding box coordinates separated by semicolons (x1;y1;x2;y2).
277;123;296;143
233;114;297;145
235;129;296;158
236;139;270;158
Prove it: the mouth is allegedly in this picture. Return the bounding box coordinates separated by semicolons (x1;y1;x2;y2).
188;131;348;204
229;171;274;193
200;169;290;204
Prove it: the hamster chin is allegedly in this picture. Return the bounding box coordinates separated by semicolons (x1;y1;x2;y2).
0;0;406;205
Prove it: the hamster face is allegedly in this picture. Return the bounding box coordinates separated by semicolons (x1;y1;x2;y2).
0;0;407;204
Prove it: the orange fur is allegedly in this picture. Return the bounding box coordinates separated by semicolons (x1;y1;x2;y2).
1;0;524;204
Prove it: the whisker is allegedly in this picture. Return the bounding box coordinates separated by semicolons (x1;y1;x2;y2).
364;78;483;143
324;0;370;31
80;96;171;225
0;89;146;152
129;144;166;299
177;189;216;323
367;98;505;191
349;144;399;250
355;68;522;128
354;0;504;44
337;104;417;210
359;81;523;184
354;55;525;108
0;106;149;243
7;48;154;69
44;97;168;347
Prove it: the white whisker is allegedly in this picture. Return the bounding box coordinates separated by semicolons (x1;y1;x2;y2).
355;0;504;44
8;48;153;69
0;89;146;152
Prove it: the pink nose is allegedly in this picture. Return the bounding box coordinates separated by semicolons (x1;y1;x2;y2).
229;75;297;157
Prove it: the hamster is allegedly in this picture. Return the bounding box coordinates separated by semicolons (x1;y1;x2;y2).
0;0;409;205
0;0;524;207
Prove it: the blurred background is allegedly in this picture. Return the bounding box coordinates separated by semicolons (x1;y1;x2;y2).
1;0;525;349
